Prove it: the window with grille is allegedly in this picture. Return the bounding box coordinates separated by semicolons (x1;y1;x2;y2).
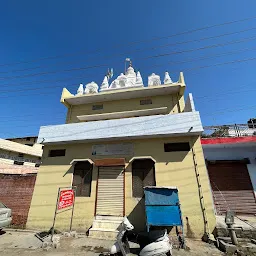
132;159;156;198
72;161;93;197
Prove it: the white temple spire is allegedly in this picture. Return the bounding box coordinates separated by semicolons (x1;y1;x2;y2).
101;76;109;91
109;79;119;89
74;62;181;95
125;61;136;87
84;82;99;94
164;71;173;84
148;73;161;87
76;83;84;96
136;71;143;87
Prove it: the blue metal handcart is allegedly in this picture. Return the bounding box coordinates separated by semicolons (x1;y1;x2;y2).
144;186;184;245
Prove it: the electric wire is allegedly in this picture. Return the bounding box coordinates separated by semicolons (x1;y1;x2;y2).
0;55;255;99
1;26;256;75
1;15;255;67
1;35;256;80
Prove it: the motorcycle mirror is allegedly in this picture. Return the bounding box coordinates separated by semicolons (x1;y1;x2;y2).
123;216;134;230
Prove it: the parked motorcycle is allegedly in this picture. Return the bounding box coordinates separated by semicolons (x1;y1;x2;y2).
109;217;172;256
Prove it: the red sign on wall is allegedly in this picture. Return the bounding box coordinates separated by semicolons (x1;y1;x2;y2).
58;189;74;210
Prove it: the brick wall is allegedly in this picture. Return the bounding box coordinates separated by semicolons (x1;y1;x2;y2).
0;174;37;228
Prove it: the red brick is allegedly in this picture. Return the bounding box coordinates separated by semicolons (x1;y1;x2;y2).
0;174;37;227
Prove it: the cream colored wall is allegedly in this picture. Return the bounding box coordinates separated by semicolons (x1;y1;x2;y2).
178;94;185;112
8;139;43;151
27;136;215;238
124;136;215;237
66;94;181;123
0;148;40;166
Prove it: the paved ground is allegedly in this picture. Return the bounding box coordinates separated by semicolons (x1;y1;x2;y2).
0;230;224;256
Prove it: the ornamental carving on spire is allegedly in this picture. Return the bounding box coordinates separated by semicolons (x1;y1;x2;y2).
84;82;99;94
148;73;161;87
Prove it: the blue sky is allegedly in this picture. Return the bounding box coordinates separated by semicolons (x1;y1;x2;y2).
0;0;256;138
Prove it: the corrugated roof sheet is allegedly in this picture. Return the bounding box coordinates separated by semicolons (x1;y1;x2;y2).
38;112;203;144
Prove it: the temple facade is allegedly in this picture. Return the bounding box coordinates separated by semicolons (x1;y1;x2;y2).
27;62;215;239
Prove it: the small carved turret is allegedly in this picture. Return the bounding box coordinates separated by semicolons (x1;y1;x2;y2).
84;82;99;94
126;65;136;87
109;79;119;89
148;73;161;87
136;71;143;86
164;71;173;84
101;76;109;91
76;84;84;96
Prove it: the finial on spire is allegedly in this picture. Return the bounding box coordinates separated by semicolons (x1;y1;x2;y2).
125;58;131;73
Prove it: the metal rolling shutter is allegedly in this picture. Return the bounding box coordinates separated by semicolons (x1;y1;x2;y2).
208;162;256;215
96;166;124;216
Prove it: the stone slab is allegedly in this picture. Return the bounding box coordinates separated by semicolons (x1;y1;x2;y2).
218;239;237;253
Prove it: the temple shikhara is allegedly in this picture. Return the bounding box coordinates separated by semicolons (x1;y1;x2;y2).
75;63;174;95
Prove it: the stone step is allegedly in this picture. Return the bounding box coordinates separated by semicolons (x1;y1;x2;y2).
95;215;124;221
89;227;119;240
92;219;122;230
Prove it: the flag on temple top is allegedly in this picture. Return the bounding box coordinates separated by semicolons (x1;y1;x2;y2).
125;58;130;62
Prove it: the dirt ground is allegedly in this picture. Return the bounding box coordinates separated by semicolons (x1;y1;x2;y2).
0;230;224;256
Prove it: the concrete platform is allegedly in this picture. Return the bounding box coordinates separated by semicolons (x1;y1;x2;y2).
215;215;256;238
217;237;256;254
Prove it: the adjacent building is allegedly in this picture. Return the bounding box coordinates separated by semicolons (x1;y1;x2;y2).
0;138;42;167
0;138;43;227
27;63;215;238
202;135;256;216
7;136;39;147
